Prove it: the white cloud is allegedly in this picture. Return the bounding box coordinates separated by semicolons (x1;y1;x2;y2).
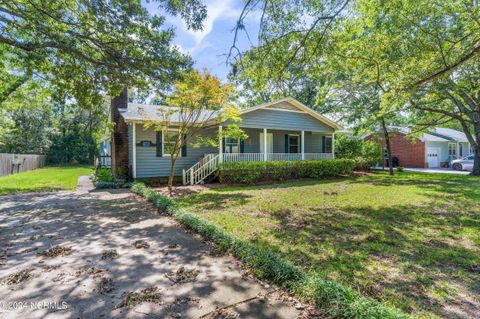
166;0;241;53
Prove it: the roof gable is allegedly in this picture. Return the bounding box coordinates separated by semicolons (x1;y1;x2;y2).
241;98;341;130
119;98;341;131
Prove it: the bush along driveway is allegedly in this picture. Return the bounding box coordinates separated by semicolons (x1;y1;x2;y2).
0;188;298;319
132;182;408;319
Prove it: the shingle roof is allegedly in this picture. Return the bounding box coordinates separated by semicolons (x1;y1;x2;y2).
429;127;468;142
365;126;469;143
395;127;468;142
119;98;341;130
119;103;218;123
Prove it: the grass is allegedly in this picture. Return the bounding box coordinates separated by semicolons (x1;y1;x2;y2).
0;165;92;195
132;182;407;319
178;172;480;318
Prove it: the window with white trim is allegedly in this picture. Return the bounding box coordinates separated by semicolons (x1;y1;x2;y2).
225;137;240;153
163;130;181;157
448;143;457;156
288;135;299;153
325;136;333;153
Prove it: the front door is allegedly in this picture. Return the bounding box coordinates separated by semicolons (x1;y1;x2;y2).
427;148;440;168
260;133;273;153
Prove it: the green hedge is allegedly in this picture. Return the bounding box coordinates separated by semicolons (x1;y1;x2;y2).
131;182;408;319
95;181;132;189
218;159;356;184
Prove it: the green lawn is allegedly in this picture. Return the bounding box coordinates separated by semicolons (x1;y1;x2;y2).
178;172;480;318
0;165;93;195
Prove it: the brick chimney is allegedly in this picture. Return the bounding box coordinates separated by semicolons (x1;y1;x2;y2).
111;87;129;177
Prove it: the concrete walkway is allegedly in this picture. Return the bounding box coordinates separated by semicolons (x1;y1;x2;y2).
0;179;299;318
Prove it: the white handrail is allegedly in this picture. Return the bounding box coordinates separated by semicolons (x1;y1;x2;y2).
183;154;220;185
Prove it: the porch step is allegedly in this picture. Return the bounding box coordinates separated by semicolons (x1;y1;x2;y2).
183;154;220;185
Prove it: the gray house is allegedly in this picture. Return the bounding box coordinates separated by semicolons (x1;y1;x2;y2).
110;94;341;184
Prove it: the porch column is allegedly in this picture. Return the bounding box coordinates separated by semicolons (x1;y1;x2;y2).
301;130;305;160
132;123;137;178
332;133;335;158
263;128;268;161
456;141;460;159
219;125;223;163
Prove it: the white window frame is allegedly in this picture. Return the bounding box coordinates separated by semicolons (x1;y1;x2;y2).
288;134;300;154
224;137;240;154
325;136;333;153
448;143;457;156
162;129;182;158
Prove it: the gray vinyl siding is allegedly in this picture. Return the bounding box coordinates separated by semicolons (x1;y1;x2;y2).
304;132;324;153
130;124;217;178
242;128;261;153
240;129;328;154
229;109;334;132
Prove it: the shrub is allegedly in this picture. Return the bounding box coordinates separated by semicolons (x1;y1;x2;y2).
218;159;355;184
335;135;382;171
95;181;132;189
94;167;114;182
335;134;363;159
361;141;383;168
131;182;407;319
354;157;372;171
397;166;404;172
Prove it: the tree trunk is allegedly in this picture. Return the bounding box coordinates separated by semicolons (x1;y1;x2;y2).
381;116;394;176
471;144;480;176
167;156;177;193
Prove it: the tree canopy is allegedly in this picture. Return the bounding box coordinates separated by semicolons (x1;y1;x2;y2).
231;0;480;174
0;0;207;161
0;0;208;106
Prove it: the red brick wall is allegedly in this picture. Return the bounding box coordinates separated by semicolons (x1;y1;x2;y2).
111;87;129;175
366;132;427;168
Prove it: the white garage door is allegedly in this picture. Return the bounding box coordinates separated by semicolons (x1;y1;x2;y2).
427;148;440;168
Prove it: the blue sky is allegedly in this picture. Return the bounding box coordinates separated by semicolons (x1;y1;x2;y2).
144;0;260;82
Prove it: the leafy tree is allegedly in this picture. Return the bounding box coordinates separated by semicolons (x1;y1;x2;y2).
47;95;109;164
229;54;320;108
143;70;246;191
334;0;480;175
0;80;54;154
0;0;206;107
231;0;480;175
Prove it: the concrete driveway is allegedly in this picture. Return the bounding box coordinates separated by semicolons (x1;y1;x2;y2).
0;185;300;318
403;167;471;175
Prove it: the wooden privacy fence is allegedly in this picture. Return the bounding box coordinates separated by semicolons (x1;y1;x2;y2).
0;153;47;177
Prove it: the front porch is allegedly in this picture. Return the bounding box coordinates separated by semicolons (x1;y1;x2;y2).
219;126;335;161
183;127;335;185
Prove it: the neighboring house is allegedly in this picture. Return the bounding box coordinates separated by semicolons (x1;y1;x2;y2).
366;127;472;168
109;92;341;184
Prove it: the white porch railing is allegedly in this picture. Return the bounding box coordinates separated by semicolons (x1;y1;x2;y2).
182;152;334;185
304;153;333;160
221;152;333;162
